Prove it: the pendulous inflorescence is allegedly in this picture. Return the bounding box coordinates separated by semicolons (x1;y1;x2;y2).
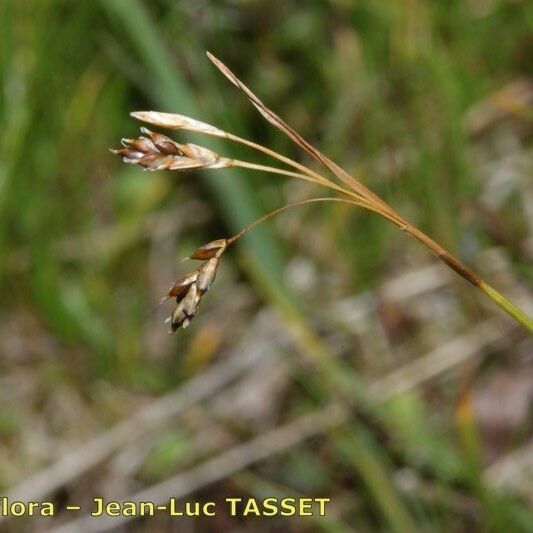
112;52;533;333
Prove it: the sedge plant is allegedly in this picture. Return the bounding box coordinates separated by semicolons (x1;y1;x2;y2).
112;52;532;334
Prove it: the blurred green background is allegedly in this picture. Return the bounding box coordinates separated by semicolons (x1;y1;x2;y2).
1;0;532;531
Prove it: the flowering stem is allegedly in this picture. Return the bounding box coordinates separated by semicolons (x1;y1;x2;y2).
232;160;360;199
227;197;367;245
226;132;338;188
227;197;533;332
127;107;532;332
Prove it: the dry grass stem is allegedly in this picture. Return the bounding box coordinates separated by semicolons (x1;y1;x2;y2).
113;53;532;333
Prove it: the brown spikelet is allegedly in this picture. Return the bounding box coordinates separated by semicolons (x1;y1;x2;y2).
111;128;233;171
164;240;227;333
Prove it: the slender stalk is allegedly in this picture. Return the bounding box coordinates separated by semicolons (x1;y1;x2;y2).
226;132;337;188
228;134;394;220
232;159;361;199
226;196;533;332
227;197;366;245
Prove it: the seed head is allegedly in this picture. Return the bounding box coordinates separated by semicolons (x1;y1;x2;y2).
164;239;227;334
111;128;232;171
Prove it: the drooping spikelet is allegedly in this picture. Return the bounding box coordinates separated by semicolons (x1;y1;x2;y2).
163;239;228;333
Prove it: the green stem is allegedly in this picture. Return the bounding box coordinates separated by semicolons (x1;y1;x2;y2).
479;282;533;333
398;221;532;333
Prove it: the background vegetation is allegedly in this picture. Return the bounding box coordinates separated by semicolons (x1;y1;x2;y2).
1;0;532;531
